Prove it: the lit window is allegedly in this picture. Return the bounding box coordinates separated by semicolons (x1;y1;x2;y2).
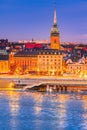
54;40;56;43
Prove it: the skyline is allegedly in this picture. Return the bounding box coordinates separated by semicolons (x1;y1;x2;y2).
0;0;87;42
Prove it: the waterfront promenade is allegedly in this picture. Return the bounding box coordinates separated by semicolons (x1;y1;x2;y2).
0;74;87;91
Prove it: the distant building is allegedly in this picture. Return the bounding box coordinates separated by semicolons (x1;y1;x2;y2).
25;42;43;49
0;39;8;49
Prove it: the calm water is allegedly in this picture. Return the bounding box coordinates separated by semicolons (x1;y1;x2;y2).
0;90;87;130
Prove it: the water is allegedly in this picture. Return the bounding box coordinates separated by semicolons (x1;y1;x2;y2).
0;90;87;130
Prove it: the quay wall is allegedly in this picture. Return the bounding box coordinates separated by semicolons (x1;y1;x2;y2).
0;77;87;91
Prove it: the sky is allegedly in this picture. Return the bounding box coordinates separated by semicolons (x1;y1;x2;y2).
0;0;87;43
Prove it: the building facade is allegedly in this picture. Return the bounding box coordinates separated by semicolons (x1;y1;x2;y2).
67;63;87;75
0;50;9;74
10;51;38;74
37;50;62;75
8;48;63;76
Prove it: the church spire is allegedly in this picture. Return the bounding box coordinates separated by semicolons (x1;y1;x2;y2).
50;5;60;50
51;7;59;36
54;8;57;25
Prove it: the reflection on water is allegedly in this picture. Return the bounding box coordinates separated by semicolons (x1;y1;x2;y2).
8;91;20;130
0;82;87;129
7;91;20;116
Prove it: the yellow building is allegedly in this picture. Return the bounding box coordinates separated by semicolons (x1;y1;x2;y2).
8;49;63;76
50;8;60;50
0;61;9;74
67;63;87;75
0;52;9;74
37;50;62;76
13;51;38;74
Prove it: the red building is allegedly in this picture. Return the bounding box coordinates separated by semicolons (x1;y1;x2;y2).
25;42;42;49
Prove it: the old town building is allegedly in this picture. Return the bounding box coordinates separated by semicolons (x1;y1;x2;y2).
67;63;87;76
0;50;9;74
12;50;38;74
9;48;63;76
37;49;62;75
67;57;87;75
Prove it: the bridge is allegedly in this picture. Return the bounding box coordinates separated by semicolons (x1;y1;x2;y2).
0;77;87;91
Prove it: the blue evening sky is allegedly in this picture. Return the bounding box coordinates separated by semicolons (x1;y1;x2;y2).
0;0;87;42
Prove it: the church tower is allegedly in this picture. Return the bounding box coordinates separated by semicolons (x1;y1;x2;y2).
50;8;60;50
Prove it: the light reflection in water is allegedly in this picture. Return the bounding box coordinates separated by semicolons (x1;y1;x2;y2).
7;90;20;130
34;93;43;116
0;81;87;130
24;92;44;115
7;91;20;116
57;95;67;128
81;95;87;130
83;95;87;110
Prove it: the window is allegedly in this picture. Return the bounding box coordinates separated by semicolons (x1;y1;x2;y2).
54;39;56;43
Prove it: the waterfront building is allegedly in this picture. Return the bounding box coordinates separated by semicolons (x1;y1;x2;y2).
13;50;38;74
9;52;16;74
37;49;62;75
50;8;60;50
10;49;63;76
67;62;87;75
0;50;9;74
